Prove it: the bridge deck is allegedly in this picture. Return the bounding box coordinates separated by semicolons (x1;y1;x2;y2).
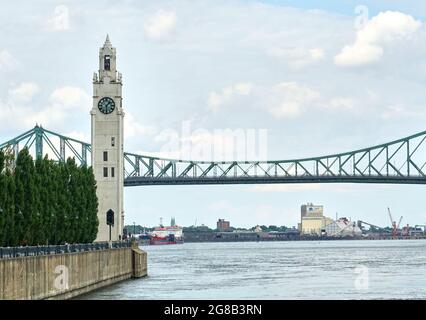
2;126;426;187
124;175;426;186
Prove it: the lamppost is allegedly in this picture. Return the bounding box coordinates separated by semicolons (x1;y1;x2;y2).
133;222;136;236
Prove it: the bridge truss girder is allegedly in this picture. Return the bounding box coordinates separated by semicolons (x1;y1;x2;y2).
2;126;426;186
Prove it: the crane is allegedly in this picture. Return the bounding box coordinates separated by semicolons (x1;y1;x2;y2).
357;220;391;233
397;216;403;230
387;207;402;238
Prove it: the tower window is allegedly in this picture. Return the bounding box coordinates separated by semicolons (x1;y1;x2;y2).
104;55;111;71
111;137;115;147
111;167;115;178
103;151;108;161
103;167;108;177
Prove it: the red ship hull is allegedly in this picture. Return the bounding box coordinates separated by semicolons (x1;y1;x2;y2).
149;235;183;245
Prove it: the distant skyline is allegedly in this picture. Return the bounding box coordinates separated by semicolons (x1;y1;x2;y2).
1;1;426;229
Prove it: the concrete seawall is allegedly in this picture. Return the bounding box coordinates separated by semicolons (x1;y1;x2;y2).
0;245;147;300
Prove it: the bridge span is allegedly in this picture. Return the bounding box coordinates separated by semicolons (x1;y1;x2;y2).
1;125;426;186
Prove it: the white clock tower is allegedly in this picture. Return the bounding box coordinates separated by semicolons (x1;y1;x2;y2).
91;35;124;242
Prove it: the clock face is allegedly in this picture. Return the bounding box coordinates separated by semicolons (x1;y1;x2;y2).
98;97;115;114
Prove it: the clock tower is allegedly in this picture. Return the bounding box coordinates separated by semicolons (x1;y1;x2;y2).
91;35;124;242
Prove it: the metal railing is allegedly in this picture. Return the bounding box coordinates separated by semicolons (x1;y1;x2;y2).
0;241;132;259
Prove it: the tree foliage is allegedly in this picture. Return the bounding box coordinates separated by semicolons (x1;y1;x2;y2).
0;148;99;246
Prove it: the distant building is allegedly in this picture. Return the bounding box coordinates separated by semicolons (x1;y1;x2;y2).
324;218;362;237
217;219;230;232
301;203;323;218
299;203;333;235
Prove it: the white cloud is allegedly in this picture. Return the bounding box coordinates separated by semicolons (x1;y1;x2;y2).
310;48;325;60
0;84;90;133
0;50;20;72
144;10;177;40
208;83;252;112
268;47;325;68
50;86;89;108
63;131;90;142
208;201;240;215
46;5;70;31
267;82;320;118
124;111;158;140
335;11;422;67
9;83;40;104
328;97;354;109
152;125;262;161
30;87;90;126
208;82;320;119
380;104;426;119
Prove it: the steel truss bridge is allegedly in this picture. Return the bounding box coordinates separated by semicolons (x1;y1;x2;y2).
1;126;426;186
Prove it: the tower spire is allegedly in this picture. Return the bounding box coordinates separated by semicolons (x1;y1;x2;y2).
104;34;112;47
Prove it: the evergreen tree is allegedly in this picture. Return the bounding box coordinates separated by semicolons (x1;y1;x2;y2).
0;150;5;245
35;156;50;244
47;160;60;245
56;162;69;244
14;162;25;246
86;166;99;242
15;148;37;245
0;148;99;246
77;165;89;243
33;158;42;244
66;158;79;243
3;169;16;246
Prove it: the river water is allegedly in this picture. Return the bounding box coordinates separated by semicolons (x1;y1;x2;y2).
81;240;426;300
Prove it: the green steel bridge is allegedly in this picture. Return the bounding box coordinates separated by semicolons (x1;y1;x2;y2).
1;125;426;186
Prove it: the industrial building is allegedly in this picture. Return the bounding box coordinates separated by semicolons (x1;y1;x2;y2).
217;219;231;232
299;203;361;237
299;203;333;235
324;217;362;237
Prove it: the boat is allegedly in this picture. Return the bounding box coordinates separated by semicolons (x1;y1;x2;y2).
137;233;151;246
149;217;184;245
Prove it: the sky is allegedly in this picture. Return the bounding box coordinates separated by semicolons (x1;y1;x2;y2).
1;0;426;229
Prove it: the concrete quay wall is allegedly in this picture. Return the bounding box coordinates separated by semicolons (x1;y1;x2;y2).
0;246;147;300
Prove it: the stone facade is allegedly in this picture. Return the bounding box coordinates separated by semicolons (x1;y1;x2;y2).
91;35;125;242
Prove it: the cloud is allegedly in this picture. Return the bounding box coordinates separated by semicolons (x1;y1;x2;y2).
310;48;325;60
328;97;354;109
63;131;90;142
209;82;320;119
144;10;177;40
380;104;426;119
208;201;240;215
0;50;20;72
50;86;89;107
151;124;266;161
208;83;253;112
30;86;90;126
9;83;40;104
124;111;158;140
335;11;422;67
0;84;90;134
46;5;70;31
268;47;325;68
267;82;320;118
